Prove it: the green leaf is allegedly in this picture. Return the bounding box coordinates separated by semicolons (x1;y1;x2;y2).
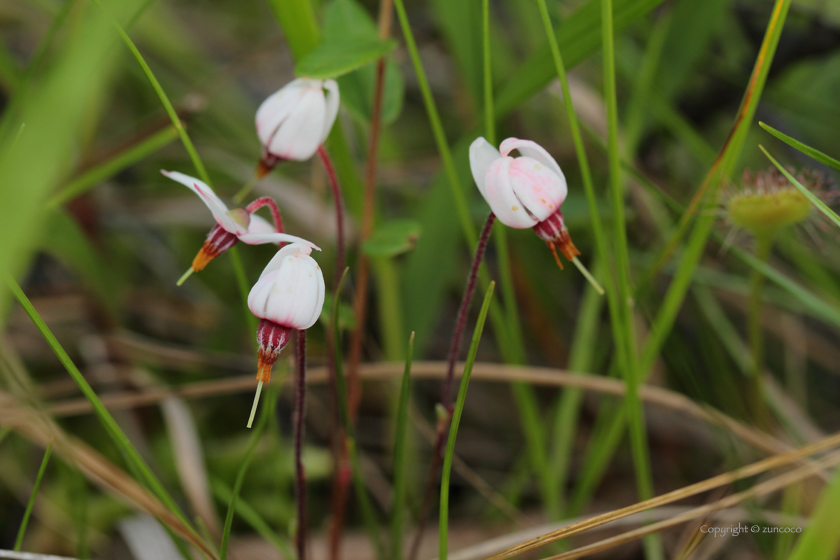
362;219;422;257
324;0;378;39
759;121;840;173
325;0;404;124
338;57;404;124
296;38;397;79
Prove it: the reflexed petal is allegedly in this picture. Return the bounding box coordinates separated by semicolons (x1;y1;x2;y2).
469;137;501;198
161;170;238;233
238;231;321;250
247;214;275;235
320;79;340;144
508;156;567;222
499;138;565;180
255;79;309;147
267;86;326;161
483;158;538;228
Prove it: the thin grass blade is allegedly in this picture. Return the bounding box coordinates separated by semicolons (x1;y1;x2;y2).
440;282;495;560
390;332;415;560
13;441;53;552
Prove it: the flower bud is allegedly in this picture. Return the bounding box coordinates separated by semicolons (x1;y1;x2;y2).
256;78;340;172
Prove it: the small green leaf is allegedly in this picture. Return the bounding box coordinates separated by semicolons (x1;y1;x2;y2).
324;0;404;123
296;38;396;79
362;220;422;257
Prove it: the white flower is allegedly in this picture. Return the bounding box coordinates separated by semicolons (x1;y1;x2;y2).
162;170;316;247
469;137;568;229
248;243;325;330
256;78;340;162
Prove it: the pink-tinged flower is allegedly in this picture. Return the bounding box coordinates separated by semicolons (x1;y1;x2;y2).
248;243;325;384
469;137;581;268
162;170;319;283
255;78;340;175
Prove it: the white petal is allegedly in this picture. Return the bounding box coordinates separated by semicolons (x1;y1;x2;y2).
469;137;501;199
247;214;276;235
257;243;312;280
483;158;539;228
238;231;321;250
499;138;565;180
255;79;310;147
247;245;325;329
267;86;326;161
508;156;568;222
161;170;238;233
320;79;340;144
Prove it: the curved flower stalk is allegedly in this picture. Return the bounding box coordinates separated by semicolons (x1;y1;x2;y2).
470;137;603;293
246;242;325;560
162;171;318;285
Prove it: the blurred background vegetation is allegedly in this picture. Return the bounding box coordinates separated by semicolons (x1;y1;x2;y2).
3;0;840;558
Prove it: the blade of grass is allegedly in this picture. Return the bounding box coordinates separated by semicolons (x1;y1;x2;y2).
228;248;258;348
6;277;209;554
440;282;495;560
759;122;840;173
211;479;293;558
600;0;659;556
219;389;277;560
486;432;840;559
571;0;794;518
49;125;179;207
331;269;386;559
13;441;53;552
393;0;546;513
788;465;840;560
90;0;210;186
760;145;840;229
390;332;415;560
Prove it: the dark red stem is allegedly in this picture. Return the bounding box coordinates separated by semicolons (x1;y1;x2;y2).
294;329;307;560
317;145;345;288
442;212;496;406
246;196;284;234
408;211;496;560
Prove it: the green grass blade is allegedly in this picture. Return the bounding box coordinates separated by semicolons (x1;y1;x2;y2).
391;0;474;248
7;277;205;546
440;282;495;560
331;269;385;558
91;0;211;186
482;0;494;146
600;0;658;555
390;332;415;560
228;248;258;348
759;122;840;173
49;125;179;207
14;441;53;552
788;466;840;560
212;479;293;558
760;145;840;229
220;390;277;560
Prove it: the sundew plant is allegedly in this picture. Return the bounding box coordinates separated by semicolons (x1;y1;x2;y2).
3;0;840;559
